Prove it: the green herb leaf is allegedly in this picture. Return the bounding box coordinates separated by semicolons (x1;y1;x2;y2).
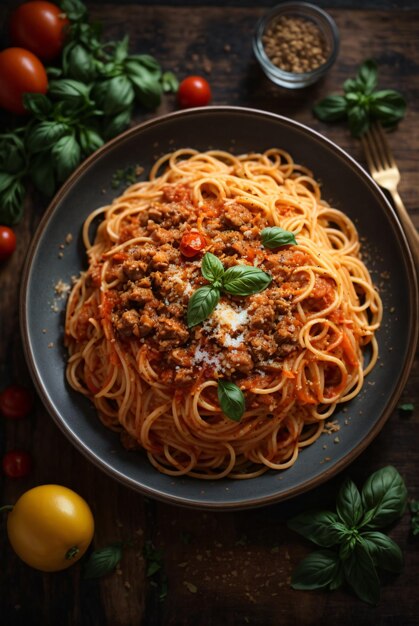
339;533;358;560
312;95;348;122
61;0;88;22
79;128;104;156
27;121;69;154
370;89;407;127
360;465;408;529
409;500;419;536
357;59;378;95
23;93;52;118
291;549;341;590
49;78;91;104
187;286;220;328
343;539;380;605
52;134;82;182
29;153;56;197
222;264;272;296
398;402;414;413
288;510;349;547
0;176;25;225
115;36;130;63
361;531;403;573
161;71;179;93
217;380;245;422
83;544;123;579
93;76;135;115
347;105;369;137
336;478;364;528
201;252;224;284
261;226;297;249
64;43;96;82
102;108;132;140
0;135;26;174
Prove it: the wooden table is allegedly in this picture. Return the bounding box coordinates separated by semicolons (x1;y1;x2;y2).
0;2;418;624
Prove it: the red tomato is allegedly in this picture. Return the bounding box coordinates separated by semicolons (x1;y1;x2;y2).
177;76;212;108
2;450;32;478
0;48;48;115
10;1;69;61
0;226;17;261
180;230;207;258
0;384;34;420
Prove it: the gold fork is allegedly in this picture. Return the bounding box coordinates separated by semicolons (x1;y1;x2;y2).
361;122;419;269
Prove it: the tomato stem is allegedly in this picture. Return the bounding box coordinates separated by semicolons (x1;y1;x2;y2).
0;505;13;513
65;546;80;560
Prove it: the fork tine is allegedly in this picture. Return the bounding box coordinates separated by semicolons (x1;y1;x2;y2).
373;122;397;169
363;124;387;171
361;131;379;174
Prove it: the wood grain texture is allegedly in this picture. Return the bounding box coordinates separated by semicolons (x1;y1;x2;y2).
0;3;418;626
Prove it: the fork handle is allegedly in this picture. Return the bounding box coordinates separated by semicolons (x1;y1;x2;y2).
388;188;419;270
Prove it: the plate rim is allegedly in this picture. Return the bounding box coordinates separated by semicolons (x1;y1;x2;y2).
20;106;419;509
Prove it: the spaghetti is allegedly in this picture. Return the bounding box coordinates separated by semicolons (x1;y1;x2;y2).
65;148;382;479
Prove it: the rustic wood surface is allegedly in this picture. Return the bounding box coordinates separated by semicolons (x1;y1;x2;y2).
0;2;418;625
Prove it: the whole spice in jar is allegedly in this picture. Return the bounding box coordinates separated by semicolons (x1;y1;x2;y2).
262;15;328;73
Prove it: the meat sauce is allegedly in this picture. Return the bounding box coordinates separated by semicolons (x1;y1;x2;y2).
86;185;331;386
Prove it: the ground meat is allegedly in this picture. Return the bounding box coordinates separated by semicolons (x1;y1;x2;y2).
154;317;189;349
224;349;254;375
222;203;254;230
248;296;276;329
168;348;194;368
248;333;278;361
121;259;148;281
138;311;157;337
126;287;154;306
115;309;141;337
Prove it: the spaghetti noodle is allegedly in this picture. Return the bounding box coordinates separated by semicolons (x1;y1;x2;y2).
65;149;382;479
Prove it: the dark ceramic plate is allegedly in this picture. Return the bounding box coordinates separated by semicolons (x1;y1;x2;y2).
20;107;418;510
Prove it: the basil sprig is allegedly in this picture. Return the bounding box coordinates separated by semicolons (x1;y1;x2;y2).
187;252;272;327
288;466;407;605
261;226;297;249
217;380;245;422
313;59;406;137
83;544;123;579
0;0;178;225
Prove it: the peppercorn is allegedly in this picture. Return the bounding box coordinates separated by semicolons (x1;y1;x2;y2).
262;15;328;73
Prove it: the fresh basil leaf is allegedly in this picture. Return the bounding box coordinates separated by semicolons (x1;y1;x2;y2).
261;226;297;249
343;539;380;605
398;402;414;413
338;533;358;560
83;544;123;579
201;252;224;284
222;265;272;296
361;531;403;573
357;59;378;94
329;562;345;590
146;560;161;577
0;135;26;174
65;43;96;82
343;78;360;94
291;549;341;590
60;0;88;22
46;66;63;78
27;121;69;153
288;510;349;547
102;108;132;140
370;90;407;126
360;465;408;529
115;36;130;63
129;72;163;110
409;500;419;536
217;380;245;422
161;71;179;93
127;54;162;75
336;479;364;528
93;77;135;115
313;95;348;122
52;134;82;182
187;286;220;327
23;93;52;118
49;78;91;104
347;105;369;137
79;128;104;156
29;154;56;197
0;177;25;225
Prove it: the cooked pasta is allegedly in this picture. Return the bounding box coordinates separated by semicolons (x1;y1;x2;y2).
65;148;382;479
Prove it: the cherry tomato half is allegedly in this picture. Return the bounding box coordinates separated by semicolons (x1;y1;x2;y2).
3;450;32;478
10;1;69;61
177;76;212;108
0;226;17;261
0;48;48;115
7;484;94;572
0;384;34;420
180;230;207;258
